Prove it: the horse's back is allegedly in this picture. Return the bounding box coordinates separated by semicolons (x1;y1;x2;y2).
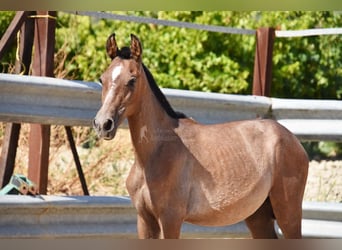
188;118;308;181
178;118;305;165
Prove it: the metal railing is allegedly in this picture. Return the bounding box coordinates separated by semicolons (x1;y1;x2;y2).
1;73;342;141
68;11;342;37
0;195;341;239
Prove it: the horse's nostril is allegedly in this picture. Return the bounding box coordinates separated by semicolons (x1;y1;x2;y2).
92;119;98;129
103;118;114;132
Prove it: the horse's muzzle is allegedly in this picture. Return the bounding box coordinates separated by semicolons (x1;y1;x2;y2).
93;117;117;140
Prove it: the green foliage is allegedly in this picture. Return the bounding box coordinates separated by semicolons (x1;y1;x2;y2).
302;141;342;159
55;11;255;94
52;11;341;98
0;11;16;73
318;141;342;158
2;11;340;98
0;11;15;37
55;14;110;80
260;12;342;99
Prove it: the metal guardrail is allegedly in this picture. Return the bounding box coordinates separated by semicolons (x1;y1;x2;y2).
271;98;342;141
1;73;342;141
0;195;341;239
0;73;101;127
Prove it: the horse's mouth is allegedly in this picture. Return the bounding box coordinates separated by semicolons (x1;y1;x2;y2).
102;128;117;140
103;135;115;140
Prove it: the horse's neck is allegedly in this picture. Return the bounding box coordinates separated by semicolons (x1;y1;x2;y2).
127;82;176;164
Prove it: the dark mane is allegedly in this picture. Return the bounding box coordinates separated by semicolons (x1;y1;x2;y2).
116;46;186;119
142;64;186;119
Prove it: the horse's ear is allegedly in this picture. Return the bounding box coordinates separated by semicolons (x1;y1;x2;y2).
130;34;142;62
106;33;118;60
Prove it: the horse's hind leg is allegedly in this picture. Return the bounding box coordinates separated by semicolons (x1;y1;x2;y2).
269;146;308;239
269;184;304;239
245;197;278;238
269;191;303;239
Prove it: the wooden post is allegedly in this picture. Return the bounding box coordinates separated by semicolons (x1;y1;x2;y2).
0;11;28;60
252;27;275;97
0;11;34;188
28;11;57;194
14;11;35;76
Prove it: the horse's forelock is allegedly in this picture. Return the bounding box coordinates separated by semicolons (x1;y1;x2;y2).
116;47;132;60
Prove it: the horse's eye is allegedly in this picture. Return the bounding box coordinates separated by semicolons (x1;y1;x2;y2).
127;77;136;87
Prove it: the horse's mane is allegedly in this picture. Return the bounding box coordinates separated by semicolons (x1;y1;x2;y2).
117;46;186;119
142;64;187;119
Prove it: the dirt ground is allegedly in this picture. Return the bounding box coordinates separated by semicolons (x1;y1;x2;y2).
304;160;342;202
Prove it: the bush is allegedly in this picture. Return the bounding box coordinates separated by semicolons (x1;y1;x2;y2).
0;11;16;73
2;11;340;98
52;11;341;99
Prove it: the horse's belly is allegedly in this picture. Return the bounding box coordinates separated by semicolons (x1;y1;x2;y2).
185;175;272;226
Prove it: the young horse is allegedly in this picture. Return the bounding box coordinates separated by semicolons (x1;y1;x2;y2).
93;34;309;239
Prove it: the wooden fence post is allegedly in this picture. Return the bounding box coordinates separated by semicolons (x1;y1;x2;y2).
0;11;34;188
0;12;28;60
28;11;57;194
252;27;275;97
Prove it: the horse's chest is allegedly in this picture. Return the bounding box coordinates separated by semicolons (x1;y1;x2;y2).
126;166;157;214
126;163;189;217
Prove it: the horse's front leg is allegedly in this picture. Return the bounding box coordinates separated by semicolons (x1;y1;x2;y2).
137;212;183;239
158;216;183;239
137;212;160;239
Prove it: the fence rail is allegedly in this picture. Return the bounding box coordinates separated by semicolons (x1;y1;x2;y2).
1;73;342;141
0;73;101;127
66;11;256;35
67;11;342;38
0;195;341;239
275;28;342;37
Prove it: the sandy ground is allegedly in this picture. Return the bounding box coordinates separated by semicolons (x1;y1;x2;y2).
33;146;342;203
304;160;342;202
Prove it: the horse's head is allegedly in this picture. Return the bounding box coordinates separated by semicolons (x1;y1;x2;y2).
93;34;143;140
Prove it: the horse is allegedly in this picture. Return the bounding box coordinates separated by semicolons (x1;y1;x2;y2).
93;33;309;239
